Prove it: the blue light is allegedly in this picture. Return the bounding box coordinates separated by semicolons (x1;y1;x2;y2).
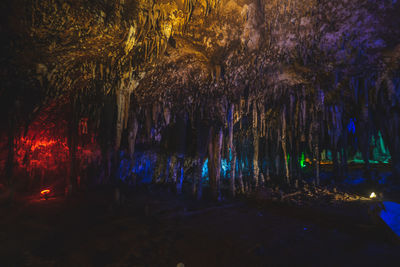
202;158;230;179
117;157;131;182
130;152;154;183
344;177;365;185
347;118;356;134
380;201;400;238
221;158;229;177
202;159;208;179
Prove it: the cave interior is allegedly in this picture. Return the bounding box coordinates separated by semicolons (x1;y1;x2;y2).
1;0;400;266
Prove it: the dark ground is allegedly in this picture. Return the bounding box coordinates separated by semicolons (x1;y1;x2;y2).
0;184;399;267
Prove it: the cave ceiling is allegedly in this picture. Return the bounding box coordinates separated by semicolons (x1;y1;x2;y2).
1;0;400;124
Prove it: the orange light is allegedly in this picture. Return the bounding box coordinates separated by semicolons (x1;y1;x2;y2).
40;189;50;195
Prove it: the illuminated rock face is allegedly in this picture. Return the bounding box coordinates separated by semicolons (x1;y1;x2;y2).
381;201;400;239
1;0;400;194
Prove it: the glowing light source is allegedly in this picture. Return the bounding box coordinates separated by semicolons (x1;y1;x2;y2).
202;159;209;179
300;153;306;168
370;192;377;199
40;189;50;195
40;189;51;200
347;118;356;134
221;159;229;177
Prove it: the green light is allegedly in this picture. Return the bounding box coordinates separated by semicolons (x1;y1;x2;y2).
300;152;306;168
348;132;390;164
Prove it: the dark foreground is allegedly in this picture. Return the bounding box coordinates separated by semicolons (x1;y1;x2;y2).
1;187;399;267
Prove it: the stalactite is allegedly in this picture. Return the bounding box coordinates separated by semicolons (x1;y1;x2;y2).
259;102;265;137
128;115;138;185
116;75;137;150
252;102;259;189
152;102;160;123
176;158;184;195
163;106;171;125
301;87;307;142
238;160;244;194
281;106;290;185
228;103;236;196
170;155;178;185
239;98;245;129
116;89;124;149
10;0;400;202
209;127;223;200
192;158;203;199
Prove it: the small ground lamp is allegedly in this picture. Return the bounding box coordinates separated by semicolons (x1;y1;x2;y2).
40;189;51;200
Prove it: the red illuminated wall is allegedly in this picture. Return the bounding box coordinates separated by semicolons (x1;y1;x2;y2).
1;100;100;191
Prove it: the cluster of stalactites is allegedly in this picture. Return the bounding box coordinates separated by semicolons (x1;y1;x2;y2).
121;68;399;198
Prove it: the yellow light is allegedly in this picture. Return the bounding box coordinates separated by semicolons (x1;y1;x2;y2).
370;192;376;199
41;189;50;195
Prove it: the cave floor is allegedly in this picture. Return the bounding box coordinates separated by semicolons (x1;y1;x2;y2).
1;186;399;267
